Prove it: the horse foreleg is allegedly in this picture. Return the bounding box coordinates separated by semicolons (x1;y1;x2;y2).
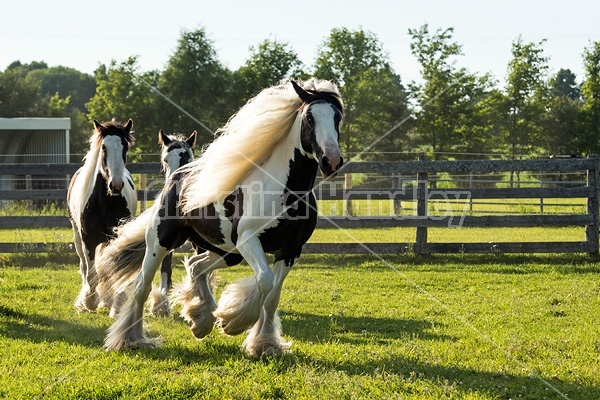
172;251;225;339
214;233;273;336
243;259;292;358
149;252;173;317
105;225;168;350
72;227;99;312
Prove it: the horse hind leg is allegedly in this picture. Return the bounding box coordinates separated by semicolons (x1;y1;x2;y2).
148;252;174;317
105;221;169;350
171;251;224;339
242;259;292;358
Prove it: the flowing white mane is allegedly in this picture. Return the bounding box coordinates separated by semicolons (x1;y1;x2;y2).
180;78;341;214
69;130;104;222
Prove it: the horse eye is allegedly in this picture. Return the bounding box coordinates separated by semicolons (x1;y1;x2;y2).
307;114;314;124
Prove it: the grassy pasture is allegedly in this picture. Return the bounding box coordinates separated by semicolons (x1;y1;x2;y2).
1;225;599;399
0;192;595;398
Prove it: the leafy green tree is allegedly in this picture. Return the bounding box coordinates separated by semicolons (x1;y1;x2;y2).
408;25;499;160
540;69;581;156
551;68;580;100
27;66;96;112
0;67;41;117
580;42;600;155
454;76;506;158
86;57;159;159
234;39;304;105
158;27;233;144
502;37;549;157
314;27;409;160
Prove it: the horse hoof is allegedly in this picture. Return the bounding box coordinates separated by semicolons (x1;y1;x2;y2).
189;313;216;339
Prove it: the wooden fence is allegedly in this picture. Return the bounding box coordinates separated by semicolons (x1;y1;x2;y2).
1;156;598;255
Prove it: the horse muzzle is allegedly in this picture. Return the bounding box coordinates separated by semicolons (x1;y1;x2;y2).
319;153;344;178
108;180;124;195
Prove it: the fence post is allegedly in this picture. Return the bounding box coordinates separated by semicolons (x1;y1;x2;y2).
469;171;473;213
139;174;147;212
344;173;353;217
586;155;600;256
539;172;544;215
415;154;428;255
393;174;402;215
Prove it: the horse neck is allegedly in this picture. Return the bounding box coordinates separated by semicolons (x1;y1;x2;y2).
250;117;317;193
80;144;103;191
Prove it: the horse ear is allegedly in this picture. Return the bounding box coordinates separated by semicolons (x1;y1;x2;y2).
123;118;133;133
187;131;197;148
291;80;312;103
93;120;103;131
158;129;171;145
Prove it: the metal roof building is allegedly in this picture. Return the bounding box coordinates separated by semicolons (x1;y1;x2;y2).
0;118;71;191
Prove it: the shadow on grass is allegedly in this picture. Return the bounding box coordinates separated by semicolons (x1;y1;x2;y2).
285;348;598;400
138;316;598;400
280;311;455;345
0;304;106;347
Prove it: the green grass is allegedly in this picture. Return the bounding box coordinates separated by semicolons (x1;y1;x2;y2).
0;225;587;245
1;251;599;399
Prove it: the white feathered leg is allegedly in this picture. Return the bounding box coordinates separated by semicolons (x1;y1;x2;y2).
148;272;171;317
243;259;292;358
171;251;225;339
214;233;273;336
104;216;168;350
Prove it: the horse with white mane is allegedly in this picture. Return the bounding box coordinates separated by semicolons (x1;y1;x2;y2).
149;129;197;316
67;119;136;313
96;79;344;358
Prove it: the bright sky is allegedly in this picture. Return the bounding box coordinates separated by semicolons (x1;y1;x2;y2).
1;0;599;84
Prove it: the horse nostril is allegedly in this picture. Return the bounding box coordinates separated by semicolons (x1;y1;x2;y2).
322;156;331;171
338;156;344;168
110;181;123;193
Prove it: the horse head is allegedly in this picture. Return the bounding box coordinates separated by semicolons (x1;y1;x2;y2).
292;80;344;177
94;119;134;195
159;130;197;177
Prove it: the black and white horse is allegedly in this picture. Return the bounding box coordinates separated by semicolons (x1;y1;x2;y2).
97;79;344;358
148;129;197;316
67;119;136;312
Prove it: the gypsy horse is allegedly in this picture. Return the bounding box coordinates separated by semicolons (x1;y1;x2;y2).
67;119;136;312
148;129;197;316
96;79;344;358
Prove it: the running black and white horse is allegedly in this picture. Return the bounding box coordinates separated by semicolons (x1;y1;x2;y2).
68;119;136;312
97;79;344;358
148;129;197;316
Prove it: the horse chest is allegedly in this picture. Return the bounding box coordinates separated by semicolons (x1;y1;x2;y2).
81;174;131;242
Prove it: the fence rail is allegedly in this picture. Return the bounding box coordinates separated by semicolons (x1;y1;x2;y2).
1;156;598;255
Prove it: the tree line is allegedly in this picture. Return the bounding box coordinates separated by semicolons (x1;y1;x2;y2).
1;25;600;162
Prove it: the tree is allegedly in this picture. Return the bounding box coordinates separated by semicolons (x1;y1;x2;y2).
27;66;96;112
0;67;40;117
541;69;581;156
86;57;159;158
314;27;409;160
502;37;549;157
234;39;304;105
580;42;600;155
550;68;580;100
408;25;499;160
158;27;233;144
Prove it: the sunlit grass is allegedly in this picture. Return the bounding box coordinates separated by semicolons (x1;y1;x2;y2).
0;253;598;399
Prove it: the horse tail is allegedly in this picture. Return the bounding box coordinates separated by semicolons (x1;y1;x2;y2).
96;207;154;305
